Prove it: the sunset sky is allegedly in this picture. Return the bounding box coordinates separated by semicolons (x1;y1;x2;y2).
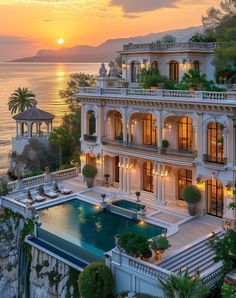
0;0;220;61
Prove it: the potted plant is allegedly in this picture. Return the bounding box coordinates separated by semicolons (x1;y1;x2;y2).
104;174;110;187
161;139;169;154
140;204;147;216
82;164;98;188
150;235;171;260
101;193;106;204
141;248;152;262
119;232;149;258
182;185;201;216
135;191;141;202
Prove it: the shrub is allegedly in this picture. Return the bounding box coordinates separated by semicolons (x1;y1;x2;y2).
150;235;171;251
135;191;141;197
140;204;146;209
78;262;114;298
221;283;236;298
119;232;149;256
82;164;97;178
0;182;9;196
182;185;201;204
140;68;166;89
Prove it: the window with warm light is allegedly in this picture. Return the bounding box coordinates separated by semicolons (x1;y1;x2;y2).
143;161;154;193
207;179;223;218
143;114;157;146
207;122;224;163
178;117;193;151
131;61;141;83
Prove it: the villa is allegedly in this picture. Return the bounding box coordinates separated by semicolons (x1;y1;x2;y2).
1;41;236;297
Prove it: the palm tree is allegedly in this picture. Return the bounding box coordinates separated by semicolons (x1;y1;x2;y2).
49;127;71;167
159;270;209;298
8;87;37;115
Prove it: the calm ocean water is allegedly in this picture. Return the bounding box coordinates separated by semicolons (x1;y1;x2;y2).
0;62;100;175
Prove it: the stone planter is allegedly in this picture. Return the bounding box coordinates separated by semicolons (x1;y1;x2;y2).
154;249;165;260
188;203;197;216
85;177;95;188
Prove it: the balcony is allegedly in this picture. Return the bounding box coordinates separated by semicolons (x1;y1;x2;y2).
102;137;196;164
77;87;236;104
83;134;97;143
122;42;218;52
203;154;227;165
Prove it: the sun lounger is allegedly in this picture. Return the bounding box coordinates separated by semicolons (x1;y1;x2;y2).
57;183;73;195
42;186;58;198
30;190;46;202
15;194;32;205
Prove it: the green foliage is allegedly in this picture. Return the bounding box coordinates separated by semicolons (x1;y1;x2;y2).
49;126;72;166
159;270;209;298
161;34;176;43
66;267;80;298
190;32;217;42
140;68;166;89
82;164;97;178
140;204;146;210
150;235;171;251
182;185;201;204
59;163;74;170
119;232;149;256
23;169;44;178
135;191;141;197
221;283;236;298
0;181;9;196
162;139;169;148
78;262;114;298
8;87;37;114
47;270;62;287
209;230;236;274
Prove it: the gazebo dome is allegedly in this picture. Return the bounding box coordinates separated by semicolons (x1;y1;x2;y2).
13;107;55;121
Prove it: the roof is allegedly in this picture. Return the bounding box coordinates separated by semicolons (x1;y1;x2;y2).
13;108;55;121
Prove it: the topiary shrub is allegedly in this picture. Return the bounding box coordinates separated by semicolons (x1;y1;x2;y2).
182;185;201;204
78;262;114;298
119;232;149;256
82;164;97;178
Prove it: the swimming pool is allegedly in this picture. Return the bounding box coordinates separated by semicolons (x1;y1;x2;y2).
39;199;166;258
112;199;142;212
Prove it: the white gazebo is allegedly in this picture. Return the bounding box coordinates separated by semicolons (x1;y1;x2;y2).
12;108;55;154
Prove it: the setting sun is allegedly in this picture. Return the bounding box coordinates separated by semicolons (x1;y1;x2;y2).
57;38;64;45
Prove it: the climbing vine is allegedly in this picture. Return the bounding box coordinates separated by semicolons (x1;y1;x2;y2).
66;267;80;298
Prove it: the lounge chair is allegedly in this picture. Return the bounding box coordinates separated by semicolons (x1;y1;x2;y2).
57;183;73;195
30;190;46;202
15;193;32;205
42;186;58;198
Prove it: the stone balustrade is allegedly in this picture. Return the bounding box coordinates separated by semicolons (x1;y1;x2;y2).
78;87;236;103
123;42;218;51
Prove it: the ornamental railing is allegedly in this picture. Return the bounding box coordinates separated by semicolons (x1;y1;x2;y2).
123;42;218;51
78;87;236;102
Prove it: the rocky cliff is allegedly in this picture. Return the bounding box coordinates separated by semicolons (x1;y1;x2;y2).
0;207;79;298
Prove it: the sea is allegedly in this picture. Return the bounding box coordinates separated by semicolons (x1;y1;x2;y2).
0;62;101;176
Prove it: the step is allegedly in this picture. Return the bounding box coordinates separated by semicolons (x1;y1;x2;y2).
163;244;213;271
171;249;216;274
187;257;217;276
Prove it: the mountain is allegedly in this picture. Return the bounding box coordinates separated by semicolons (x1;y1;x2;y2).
12;26;202;63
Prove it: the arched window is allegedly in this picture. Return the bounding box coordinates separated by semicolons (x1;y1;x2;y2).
131;61;141;83
206;179;223;217
143;161;154;193
193;60;200;71
178;169;192;200
207;122;224;164
88;111;96;135
143;114;157;146
169;60;179;81
151;60;158;70
86;153;96;165
178;117;193;151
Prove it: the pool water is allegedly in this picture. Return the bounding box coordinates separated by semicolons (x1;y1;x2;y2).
113;200;142;212
39;199;166;258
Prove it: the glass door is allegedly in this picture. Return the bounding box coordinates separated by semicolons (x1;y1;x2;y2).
143;161;154;193
207;179;223;218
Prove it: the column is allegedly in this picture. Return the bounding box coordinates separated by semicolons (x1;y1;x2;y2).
46;123;50;136
128;121;132;143
127;157;131;194
80;104;85;141
157;163;162;203
196;113;203;162
119;156;123;191
153;162;158;200
27;121;32;138
16;122;19;137
97;104;103;144
122;157;127;192
122;108;127;144
156;111;162;149
223;128;228;161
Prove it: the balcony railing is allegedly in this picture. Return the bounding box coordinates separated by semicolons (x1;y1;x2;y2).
102;137;197;159
84;134;97;142
78;87;236;103
203;154;227;165
123;42;218;52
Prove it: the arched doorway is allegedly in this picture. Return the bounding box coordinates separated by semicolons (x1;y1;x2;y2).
207;122;224;164
143;114;157;146
178;117;193;151
151;60;158;70
206;179;224;218
143;161;154;192
178;169;192;200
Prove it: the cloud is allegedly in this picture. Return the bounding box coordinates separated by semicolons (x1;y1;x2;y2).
0;36;35;45
110;0;176;13
123;14;140;19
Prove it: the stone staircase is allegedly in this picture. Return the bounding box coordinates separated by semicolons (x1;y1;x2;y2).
158;230;225;277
